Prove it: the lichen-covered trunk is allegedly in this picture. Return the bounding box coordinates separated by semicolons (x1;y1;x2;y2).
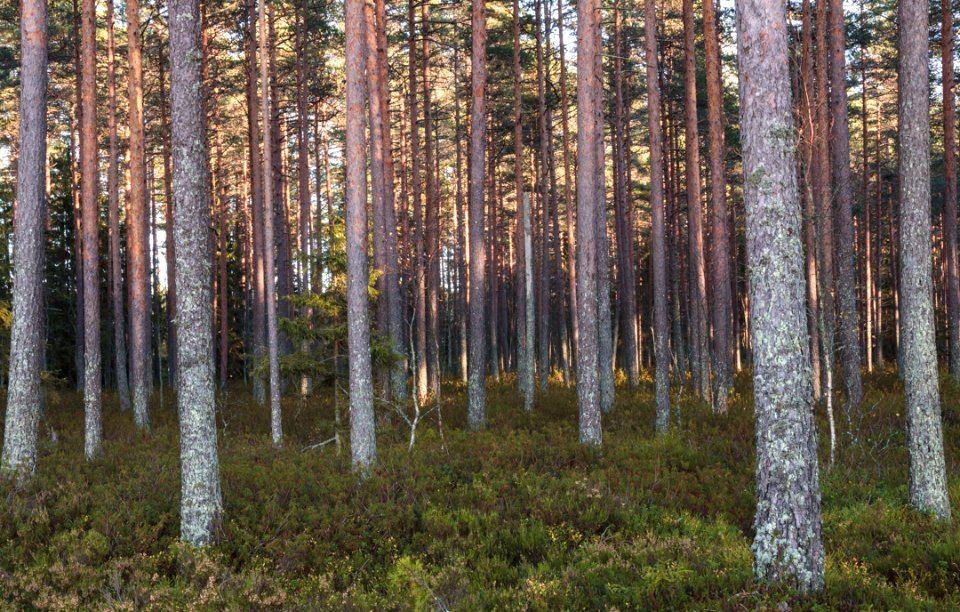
468;0;488;430
168;0;222;545
1;0;47;479
127;0;151;429
644;0;670;434
80;0;101;460
829;0;863;412
736;0;824;591
898;0;952;521
512;0;531;405
575;0;602;444
345;0;377;472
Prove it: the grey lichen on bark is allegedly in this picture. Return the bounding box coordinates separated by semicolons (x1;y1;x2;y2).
736;0;824;592
2;0;48;481
898;0;952;521
170;0;223;545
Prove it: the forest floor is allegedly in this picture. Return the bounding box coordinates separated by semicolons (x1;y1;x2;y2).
1;369;959;609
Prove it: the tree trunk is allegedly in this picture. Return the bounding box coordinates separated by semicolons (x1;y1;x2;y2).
704;0;731;410
575;0;602;444
799;0;822;401
829;0;864;411
80;0;101;459
106;0;130;408
345;0;377;472
644;0;670;434
898;0;952;521
158;43;178;394
408;0;428;404
127;0;151;428
423;0;440;393
258;0;282;446
1;0;47;479
737;0;824;591
169;0;223;545
942;0;960;379
557;0;578;369
468;0;488;430
682;0;711;402
815;0;836;400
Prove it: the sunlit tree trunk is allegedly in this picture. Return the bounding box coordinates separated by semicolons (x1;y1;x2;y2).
408;0;428;404
169;0;223;544
1;0;47;479
898;0;952;521
468;0;488;429
258;0;282;446
80;0;101;459
737;0;824;590
575;0;602;443
799;0;822;401
345;0;377;472
127;0;151;428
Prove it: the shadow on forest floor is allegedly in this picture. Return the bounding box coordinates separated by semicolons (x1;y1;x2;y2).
1;369;959;609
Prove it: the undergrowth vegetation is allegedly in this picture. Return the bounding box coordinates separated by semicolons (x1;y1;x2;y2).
1;369;958;609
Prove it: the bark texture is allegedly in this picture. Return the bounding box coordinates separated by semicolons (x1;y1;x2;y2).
736;0;824;591
80;0;101;459
644;0;670;434
2;0;48;479
169;0;223;545
898;0;952;521
345;0;378;471
468;0;488;430
127;0;151;429
575;0;602;445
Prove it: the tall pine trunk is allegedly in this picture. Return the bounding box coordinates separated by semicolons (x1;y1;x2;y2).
644;0;670;434
258;0;282;446
829;0;864;411
1;0;48;479
345;0;377;471
468;0;488;429
737;0;824;590
169;0;223;544
898;0;952;521
575;0;603;444
80;0;101;459
127;0;151;428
